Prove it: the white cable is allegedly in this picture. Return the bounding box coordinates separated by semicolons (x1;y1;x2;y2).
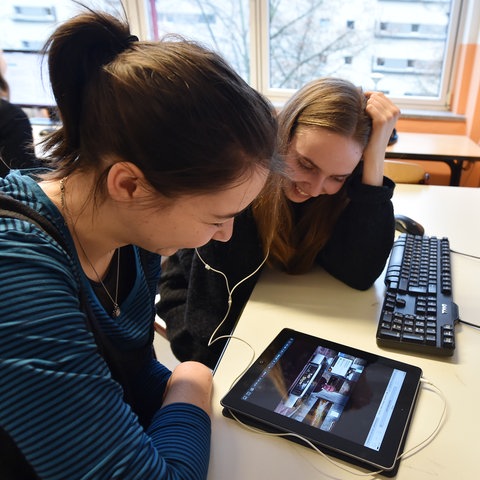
228;409;383;478
212;334;256;386
227;376;447;478
399;376;447;459
194;247;269;348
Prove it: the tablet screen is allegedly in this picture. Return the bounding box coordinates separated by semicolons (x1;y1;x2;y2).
221;328;422;474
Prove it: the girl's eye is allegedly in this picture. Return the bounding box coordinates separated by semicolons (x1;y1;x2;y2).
331;176;348;183
212;222;224;228
298;158;315;170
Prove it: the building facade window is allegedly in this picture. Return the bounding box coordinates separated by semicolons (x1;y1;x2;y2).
0;0;123;110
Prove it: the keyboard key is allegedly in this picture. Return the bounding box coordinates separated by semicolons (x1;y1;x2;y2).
402;333;425;343
379;330;401;340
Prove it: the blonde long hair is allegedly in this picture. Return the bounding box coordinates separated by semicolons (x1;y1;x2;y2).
253;77;372;274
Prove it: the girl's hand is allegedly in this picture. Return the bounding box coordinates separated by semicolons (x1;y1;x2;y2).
362;92;401;186
162;361;213;415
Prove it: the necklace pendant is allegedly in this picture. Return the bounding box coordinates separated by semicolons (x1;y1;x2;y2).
112;304;121;318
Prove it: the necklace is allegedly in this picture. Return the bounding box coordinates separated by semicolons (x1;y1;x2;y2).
60;177;121;318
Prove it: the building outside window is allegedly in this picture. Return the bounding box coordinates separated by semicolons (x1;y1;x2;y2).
0;0;468;112
0;0;122;111
149;0;463;110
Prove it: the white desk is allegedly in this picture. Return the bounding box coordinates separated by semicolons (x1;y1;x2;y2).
209;184;480;480
385;132;480;186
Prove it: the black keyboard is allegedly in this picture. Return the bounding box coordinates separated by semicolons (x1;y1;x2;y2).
376;233;459;356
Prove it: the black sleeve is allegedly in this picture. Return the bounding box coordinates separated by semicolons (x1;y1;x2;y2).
317;175;396;290
157;209;264;369
0;100;39;177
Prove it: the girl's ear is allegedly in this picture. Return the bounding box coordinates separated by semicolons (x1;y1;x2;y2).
106;162;147;201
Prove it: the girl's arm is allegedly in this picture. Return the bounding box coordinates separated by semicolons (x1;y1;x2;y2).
163;361;213;414
361;92;401;186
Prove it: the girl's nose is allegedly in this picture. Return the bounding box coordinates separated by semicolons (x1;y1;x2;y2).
212;218;234;242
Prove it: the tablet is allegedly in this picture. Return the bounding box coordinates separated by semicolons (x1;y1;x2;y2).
220;328;422;476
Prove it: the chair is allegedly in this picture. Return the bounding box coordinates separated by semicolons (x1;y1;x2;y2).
384;160;430;184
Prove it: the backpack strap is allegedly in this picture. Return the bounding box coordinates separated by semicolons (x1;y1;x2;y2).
0;194;49;479
0;192;68;250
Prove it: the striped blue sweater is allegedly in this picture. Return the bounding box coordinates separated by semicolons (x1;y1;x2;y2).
0;172;211;479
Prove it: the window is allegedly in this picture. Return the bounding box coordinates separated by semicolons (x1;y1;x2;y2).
142;0;464;111
0;0;124;111
0;0;466;111
262;0;462;108
12;5;57;22
151;0;250;83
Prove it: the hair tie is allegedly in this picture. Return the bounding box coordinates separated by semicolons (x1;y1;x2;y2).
127;34;139;43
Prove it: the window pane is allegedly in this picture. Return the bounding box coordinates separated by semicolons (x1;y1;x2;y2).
0;0;123;109
268;0;457;101
152;0;250;81
0;1;122;51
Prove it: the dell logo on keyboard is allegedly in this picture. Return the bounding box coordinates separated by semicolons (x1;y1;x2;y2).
442;303;448;314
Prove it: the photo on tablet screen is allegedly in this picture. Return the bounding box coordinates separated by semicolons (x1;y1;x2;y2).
241;338;405;451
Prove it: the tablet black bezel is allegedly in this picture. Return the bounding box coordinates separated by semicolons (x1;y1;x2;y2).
220;328;422;473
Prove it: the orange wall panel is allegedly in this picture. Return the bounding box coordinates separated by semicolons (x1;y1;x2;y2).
452;43;476;115
396;119;467;135
465;45;480;143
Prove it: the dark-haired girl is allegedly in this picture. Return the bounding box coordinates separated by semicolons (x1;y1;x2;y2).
0;9;280;480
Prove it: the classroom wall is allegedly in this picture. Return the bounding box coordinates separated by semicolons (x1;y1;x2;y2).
453;39;480;187
461;43;480;144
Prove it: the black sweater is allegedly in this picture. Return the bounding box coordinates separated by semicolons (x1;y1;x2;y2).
0;99;39;177
157;174;396;369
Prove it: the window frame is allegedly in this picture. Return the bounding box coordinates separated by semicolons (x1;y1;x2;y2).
249;0;465;111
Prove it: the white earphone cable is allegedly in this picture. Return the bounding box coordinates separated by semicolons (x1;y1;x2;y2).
194;247;269;348
227;376;447;478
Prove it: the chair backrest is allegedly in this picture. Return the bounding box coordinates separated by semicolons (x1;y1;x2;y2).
384;160;429;184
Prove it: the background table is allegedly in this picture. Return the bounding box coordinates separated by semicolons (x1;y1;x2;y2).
385;132;480;186
209;184;480;480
